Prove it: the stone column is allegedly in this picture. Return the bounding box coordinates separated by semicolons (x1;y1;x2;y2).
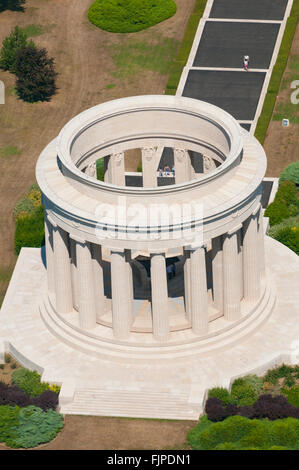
70;237;78;310
222;227;241;321
183;249;191;321
243;212;260;302
104;156;112;183
125;249;134;325
257;206;266;280
76;240;97;330
141;147;158;187
174;148;191;183
111;250;131;339
190;246;209;334
53;226;73;314
237;229;243;300
111;152;125;186
44;216;54;294
91;243;106;321
211;235;223;312
150;253;169;341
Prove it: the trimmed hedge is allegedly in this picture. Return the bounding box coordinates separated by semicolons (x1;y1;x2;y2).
188;414;299;450
88;0;177;33
279;161;299;186
165;0;207;95
264;180;299;226
14;184;44;254
255;1;299;144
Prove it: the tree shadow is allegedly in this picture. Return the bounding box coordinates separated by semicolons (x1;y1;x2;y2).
0;0;26;13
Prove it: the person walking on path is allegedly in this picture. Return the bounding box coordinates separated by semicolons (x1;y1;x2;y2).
243;55;250;71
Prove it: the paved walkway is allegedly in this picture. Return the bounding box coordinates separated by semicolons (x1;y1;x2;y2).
177;0;292;134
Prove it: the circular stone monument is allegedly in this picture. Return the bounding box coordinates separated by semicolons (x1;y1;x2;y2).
35;95;274;361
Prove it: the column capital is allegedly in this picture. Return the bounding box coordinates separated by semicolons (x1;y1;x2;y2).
228;224;242;236
46;213;57;228
69;233;86;245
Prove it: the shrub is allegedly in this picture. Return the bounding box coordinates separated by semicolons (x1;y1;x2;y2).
0;26;31;73
8;405;64;448
0;0;26;13
231;382;257;406
265;181;299;227
5;354;11;363
208;387;232;405
10;363;17;369
252;394;299;420
272;225;299;255
14;205;44;254
205;397;229;422
33;390;59;411
0;405;20;445
188;415;299;450
15;45;58;103
281;386;299;407
279;162;299;186
12;368;49;397
284;374;296;388
0;384;31;407
0;364;4;369
240;375;264;395
88;0;177;33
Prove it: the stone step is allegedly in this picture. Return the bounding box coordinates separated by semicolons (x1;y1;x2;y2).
60;388;199;420
40;279;275;363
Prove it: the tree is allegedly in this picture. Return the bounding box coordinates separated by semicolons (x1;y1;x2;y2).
0;25;32;73
0;0;26;13
14;45;58;102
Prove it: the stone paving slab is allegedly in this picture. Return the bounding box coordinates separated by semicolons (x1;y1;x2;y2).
210;0;288;21
182;70;266;120
192;21;280;69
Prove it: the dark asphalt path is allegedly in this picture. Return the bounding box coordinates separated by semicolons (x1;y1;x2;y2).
193;21;280;69
210;0;288;21
183;70;266;120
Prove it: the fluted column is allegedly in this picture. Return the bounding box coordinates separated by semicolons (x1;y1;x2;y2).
70;237;78;310
104;156;112;183
212;235;223;312
111;250;131;339
190;246;209;334
183;249;191;321
125;249;134;325
243;212;260;302
237;229;243;300
141;147;158;187
257;205;266;280
111;152;125;186
174;148;191;183
91;243;106;321
203;155;217;173
44;216;54;294
223;228;241;321
150;253;169;341
53;226;73;314
76;240;97;330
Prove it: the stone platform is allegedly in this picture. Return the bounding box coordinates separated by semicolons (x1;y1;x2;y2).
0;236;298;420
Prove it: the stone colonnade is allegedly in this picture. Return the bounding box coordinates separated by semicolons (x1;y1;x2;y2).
93;147;217;187
44;205;265;342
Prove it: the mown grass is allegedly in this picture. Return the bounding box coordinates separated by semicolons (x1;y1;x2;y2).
254;0;299;144
0;145;20;157
110;34;179;79
165;0;208;95
20;23;56;38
